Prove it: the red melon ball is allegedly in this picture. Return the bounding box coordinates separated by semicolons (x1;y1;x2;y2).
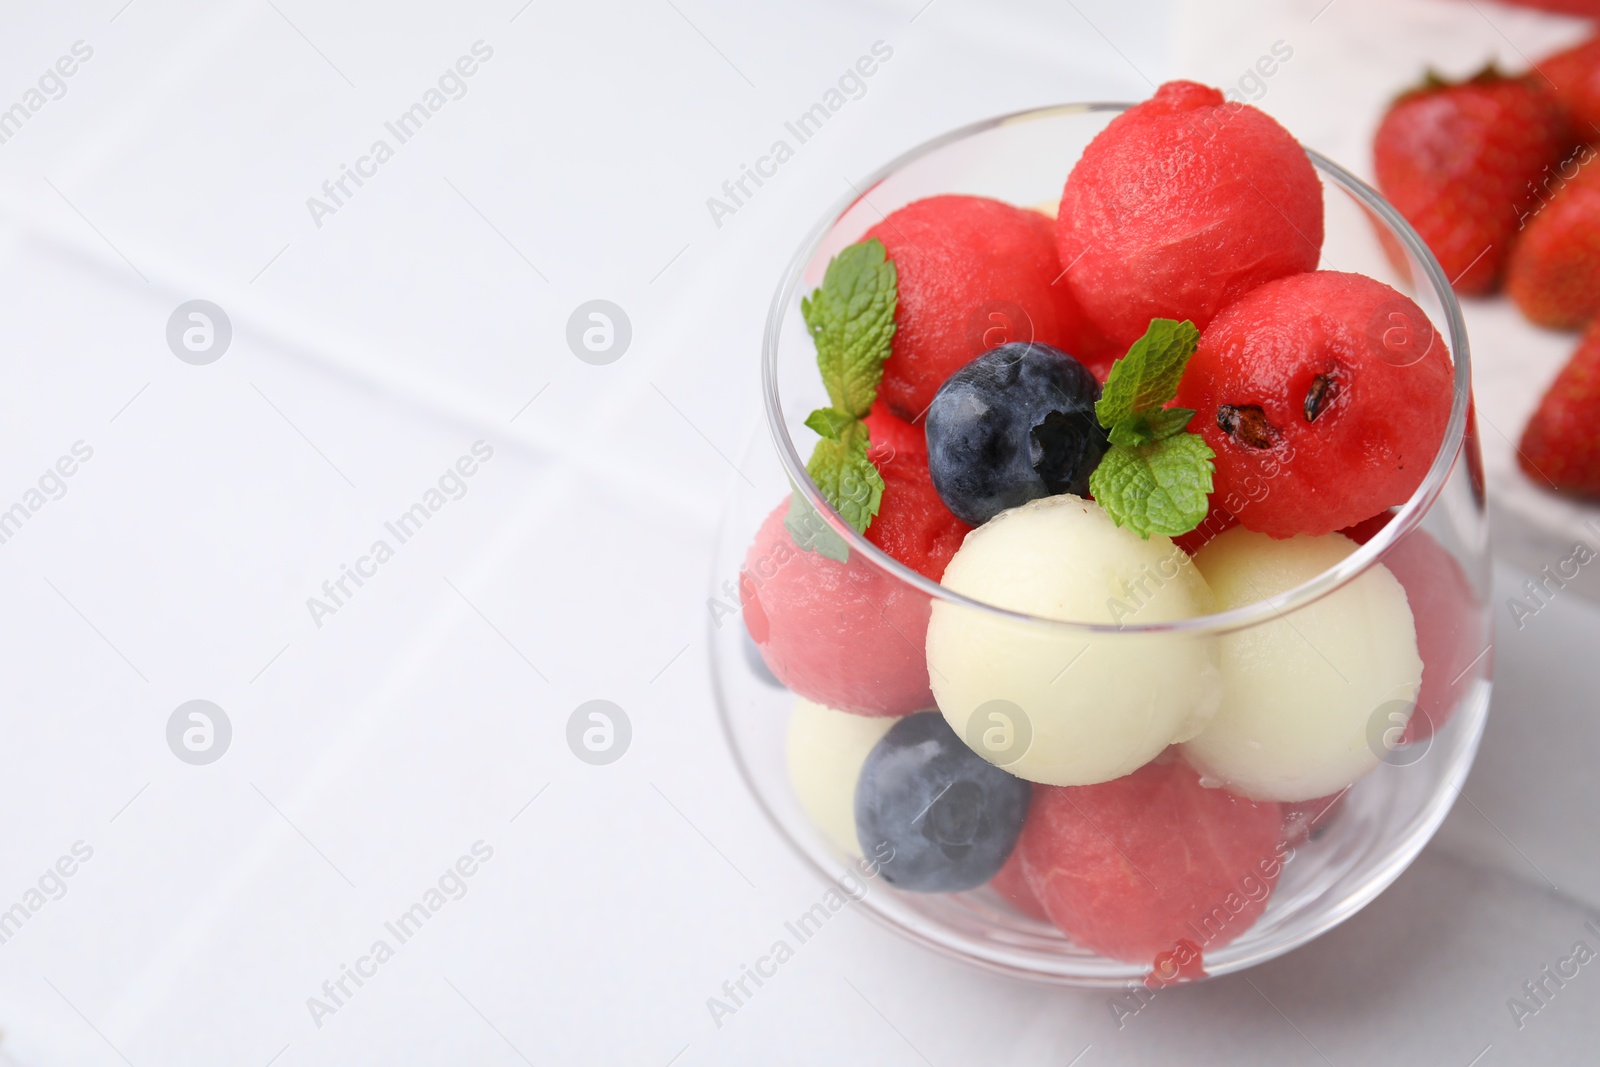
868;195;1087;422
1341;513;1487;742
863;400;926;463
1020;757;1285;964
988;835;1050;922
1175;270;1454;538
1058;80;1324;353
742;450;968;716
741;502;931;716
864;444;972;583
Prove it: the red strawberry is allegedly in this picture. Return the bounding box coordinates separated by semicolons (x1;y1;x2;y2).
1520;319;1600;498
1491;0;1600;17
1506;154;1600;329
1540;35;1600;139
1374;68;1574;295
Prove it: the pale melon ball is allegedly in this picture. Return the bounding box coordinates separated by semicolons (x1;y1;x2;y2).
1181;528;1423;802
926;495;1221;786
786;698;898;856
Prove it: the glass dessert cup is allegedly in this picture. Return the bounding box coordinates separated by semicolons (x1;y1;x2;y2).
710;103;1491;986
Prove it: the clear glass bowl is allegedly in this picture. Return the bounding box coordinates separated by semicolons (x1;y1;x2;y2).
710;103;1491;986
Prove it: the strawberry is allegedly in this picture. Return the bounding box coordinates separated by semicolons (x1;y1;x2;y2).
1506;147;1600;329
1373;68;1574;295
1520;319;1600;498
1539;34;1600;139
1492;0;1600;15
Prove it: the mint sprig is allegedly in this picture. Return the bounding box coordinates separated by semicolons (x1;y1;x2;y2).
801;422;882;544
788;238;898;557
1095;319;1201;426
802;239;898;420
1088;319;1215;539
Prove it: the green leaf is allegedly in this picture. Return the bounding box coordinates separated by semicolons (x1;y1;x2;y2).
1144;406;1197;441
1107;406;1197;448
801;238;898;420
1089;433;1216;539
804;423;884;536
804;407;856;441
1088;319;1214;538
787;238;900;556
1095;319;1202;429
784;489;850;563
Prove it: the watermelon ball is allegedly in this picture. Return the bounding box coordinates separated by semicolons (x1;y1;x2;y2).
989;843;1051;922
1341;513;1487;743
863;445;973;583
1058;80;1324;353
1148;938;1209;987
743;449;969;716
1174;270;1454;538
867;195;1087;422
925;342;1109;526
855;711;1031;891
741;500;934;717
864;399;926;462
1019;756;1284;964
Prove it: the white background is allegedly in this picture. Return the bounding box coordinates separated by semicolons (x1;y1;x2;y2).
0;0;1596;1064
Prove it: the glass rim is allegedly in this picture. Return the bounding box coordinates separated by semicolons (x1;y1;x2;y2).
761;101;1473;637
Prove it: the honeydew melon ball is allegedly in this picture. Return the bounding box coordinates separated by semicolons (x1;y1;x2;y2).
1182;527;1422;802
926;494;1221;786
785;698;899;856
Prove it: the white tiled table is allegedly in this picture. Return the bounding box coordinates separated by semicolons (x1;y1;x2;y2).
0;1;1595;1064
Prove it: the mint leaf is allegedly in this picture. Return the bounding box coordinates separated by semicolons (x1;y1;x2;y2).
1089;433;1216;539
1095;319;1201;428
805;423;884;536
1107;407;1196;448
804;407;856;441
785;489;850;563
801;239;898;420
1089;319;1213;538
788;239;900;557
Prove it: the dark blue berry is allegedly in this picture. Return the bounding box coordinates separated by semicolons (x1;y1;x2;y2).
855;711;1030;892
742;625;784;689
925;342;1108;525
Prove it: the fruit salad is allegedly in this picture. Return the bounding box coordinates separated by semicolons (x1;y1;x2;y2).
740;81;1478;981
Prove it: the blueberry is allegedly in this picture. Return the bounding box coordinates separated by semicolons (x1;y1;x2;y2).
854;711;1030;892
925;342;1109;526
742;625;784;689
